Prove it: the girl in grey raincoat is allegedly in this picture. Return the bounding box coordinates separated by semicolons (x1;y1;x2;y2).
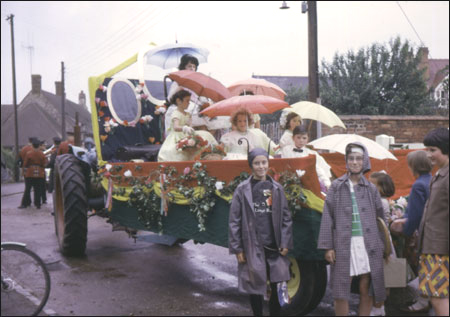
318;142;386;316
229;148;293;316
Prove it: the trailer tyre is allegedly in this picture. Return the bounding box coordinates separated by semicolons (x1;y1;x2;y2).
302;261;328;315
53;154;88;256
269;258;315;316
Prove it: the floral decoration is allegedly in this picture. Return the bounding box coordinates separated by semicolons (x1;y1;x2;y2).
194;144;226;160
176;135;208;151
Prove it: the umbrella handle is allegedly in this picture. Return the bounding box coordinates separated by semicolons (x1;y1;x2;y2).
238;137;250;156
163;75;171;104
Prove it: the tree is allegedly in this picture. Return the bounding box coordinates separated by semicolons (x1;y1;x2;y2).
260;85;308;124
319;37;434;115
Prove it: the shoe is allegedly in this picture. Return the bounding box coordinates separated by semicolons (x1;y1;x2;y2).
370;305;385;316
42;201;47;204
399;299;430;313
277;281;290;307
18;205;27;209
36;206;41;209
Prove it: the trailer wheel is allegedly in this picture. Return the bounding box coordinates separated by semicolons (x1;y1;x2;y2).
301;261;328;315
269;258;315;316
53;154;88;256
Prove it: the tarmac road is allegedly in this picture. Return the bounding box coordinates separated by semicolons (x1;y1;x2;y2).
1;182;431;316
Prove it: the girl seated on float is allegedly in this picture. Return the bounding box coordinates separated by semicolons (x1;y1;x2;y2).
165;54;230;136
158;90;217;162
279;111;302;150
220;108;276;160
281;125;332;191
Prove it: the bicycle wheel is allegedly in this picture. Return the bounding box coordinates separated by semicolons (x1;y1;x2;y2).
1;243;51;316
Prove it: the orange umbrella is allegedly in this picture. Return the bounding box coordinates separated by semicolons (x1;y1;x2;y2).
228;78;286;100
200;95;289;118
168;70;231;102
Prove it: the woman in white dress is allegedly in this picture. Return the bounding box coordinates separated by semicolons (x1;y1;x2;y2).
279;111;302;150
158;90;217;162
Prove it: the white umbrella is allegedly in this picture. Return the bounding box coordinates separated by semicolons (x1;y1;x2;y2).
289;101;346;129
146;42;209;69
308;134;398;160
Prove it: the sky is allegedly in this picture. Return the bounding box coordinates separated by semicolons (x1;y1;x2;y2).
1;1;449;110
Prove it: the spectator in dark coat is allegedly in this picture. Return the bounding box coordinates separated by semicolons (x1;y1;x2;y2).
318;142;386;316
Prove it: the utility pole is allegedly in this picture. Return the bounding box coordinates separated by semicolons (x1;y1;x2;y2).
6;14;20;182
307;1;319;140
61;61;66;140
281;1;320;140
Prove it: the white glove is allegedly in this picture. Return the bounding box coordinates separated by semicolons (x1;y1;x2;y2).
182;125;195;135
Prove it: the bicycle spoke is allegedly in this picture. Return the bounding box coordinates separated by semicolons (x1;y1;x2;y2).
1;244;50;316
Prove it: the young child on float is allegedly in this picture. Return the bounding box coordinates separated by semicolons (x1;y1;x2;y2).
157;89;217;162
278;111;302;151
281;125;332;191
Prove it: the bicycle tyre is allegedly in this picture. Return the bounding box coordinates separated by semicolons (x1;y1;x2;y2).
1;242;51;316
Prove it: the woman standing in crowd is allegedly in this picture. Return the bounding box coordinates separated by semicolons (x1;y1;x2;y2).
417;127;448;316
318;142;386;316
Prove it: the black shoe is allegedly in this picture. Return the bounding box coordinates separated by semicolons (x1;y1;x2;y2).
18;205;27;209
36;206;41;209
42;201;47;204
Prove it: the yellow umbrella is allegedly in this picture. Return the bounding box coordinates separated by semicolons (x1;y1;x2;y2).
288;101;346;129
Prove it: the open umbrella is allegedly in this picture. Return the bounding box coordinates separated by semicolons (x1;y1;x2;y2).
228;78;286;100
168;70;231;102
289;101;346;129
308;134;398;160
200;95;289;118
146;42;209;69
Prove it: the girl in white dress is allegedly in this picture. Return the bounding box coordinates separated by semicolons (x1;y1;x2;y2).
220;108;272;160
158;90;217;162
165;54;230;136
279;111;302;150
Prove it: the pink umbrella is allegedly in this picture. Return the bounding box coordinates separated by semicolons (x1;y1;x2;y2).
200;95;289;118
168;70;231;102
228;78;286;100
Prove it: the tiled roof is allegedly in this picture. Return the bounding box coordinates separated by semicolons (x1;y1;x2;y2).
252;75;309;91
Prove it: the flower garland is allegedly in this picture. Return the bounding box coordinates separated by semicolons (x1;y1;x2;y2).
95;161;308;233
194;144;226;161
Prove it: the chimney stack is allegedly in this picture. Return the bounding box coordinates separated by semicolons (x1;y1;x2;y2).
31;74;41;95
418;47;430;86
55;81;63;96
79;90;86;108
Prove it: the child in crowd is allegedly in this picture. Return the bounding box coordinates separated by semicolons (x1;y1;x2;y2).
369;171;397;316
281;125;331;191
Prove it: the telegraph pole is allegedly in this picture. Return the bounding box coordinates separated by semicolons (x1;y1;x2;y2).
307;1;319;140
6;14;20;182
61;61;66;140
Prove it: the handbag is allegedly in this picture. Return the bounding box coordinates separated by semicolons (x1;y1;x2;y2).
376;217;392;258
384;257;407;287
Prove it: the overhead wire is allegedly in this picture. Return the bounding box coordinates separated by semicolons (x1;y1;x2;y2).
67;2;160;66
395;1;433;59
66;2;184;77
